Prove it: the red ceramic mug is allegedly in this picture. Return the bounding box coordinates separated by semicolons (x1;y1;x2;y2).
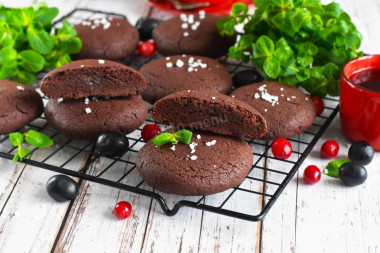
340;54;380;150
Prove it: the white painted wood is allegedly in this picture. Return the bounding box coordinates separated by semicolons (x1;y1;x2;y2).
0;0;380;253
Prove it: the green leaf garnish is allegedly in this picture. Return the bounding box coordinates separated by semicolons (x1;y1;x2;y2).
218;0;363;97
324;159;350;178
0;4;82;84
151;133;178;146
23;130;53;148
9;130;53;162
9;132;24;147
174;129;193;145
151;129;193;146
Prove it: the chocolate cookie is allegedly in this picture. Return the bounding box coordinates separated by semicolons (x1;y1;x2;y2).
44;96;147;140
136;131;253;196
0;80;43;134
152;12;236;58
40;59;146;99
151;90;267;138
73;17;139;60
231;82;317;140
139;55;233;104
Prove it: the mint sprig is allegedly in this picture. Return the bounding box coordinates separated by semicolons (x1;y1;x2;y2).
151;129;193;146
0;3;82;84
9;130;54;161
218;1;363;97
324;159;350;178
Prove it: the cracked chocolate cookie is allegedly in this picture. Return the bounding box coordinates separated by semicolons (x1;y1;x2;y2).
0;80;43;134
139;55;232;104
40;59;146;99
73;17;139;60
231;82;316;140
136;131;253;196
44;96;147;140
151;90;267;138
152;13;236;58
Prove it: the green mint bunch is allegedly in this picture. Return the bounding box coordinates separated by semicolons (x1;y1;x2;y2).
9;130;54;161
0;3;82;84
152;129;193;146
218;0;363;97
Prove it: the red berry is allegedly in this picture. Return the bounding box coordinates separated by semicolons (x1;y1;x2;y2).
114;201;132;220
141;124;162;142
320;140;339;159
138;41;156;57
303;165;321;184
310;96;324;115
271;138;293;159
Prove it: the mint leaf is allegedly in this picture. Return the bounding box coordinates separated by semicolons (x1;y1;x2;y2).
324;160;350;178
256;36;275;56
56;20;78;41
35;7;58;26
264;57;280;79
217;17;236;36
151;133;178;146
27;24;53;54
14;70;36;85
174;130;192;145
18;50;45;72
9;132;24;147
13;148;31;162
23;130;53;148
230;3;248;17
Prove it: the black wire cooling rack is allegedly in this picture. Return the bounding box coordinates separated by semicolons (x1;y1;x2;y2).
0;9;340;222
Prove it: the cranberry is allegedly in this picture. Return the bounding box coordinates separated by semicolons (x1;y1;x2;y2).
303;165;321;184
321;140;339;159
141;124;162;142
114;201;132;220
271;138;292;159
310;96;324;115
138;41;156;57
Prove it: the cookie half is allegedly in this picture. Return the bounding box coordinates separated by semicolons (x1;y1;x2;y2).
44;96;147;140
73;17;139;60
231;82;317;140
136;131;253;196
151;90;267;138
139;55;232;104
153;13;236;58
40;59;146;99
0;80;43;134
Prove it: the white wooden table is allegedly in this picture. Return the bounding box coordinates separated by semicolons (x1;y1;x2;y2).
1;0;380;252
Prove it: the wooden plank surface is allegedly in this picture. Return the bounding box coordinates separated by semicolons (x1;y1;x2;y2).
0;0;380;252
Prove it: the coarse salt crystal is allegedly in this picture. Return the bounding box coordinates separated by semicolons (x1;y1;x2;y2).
188;67;193;72
287;98;290;101
211;96;216;100
84;98;89;104
91;25;97;29
182;54;186;57
188;90;191;92
189;142;198;153
180;13;187;21
231;95;235;98
197;134;201;140
291;96;296;99
17;86;24;90
190;155;197;160
305;97;309;101
281;94;284;97
205;140;216;146
170;145;176;151
85;107;92;114
181;23;188;29
199;10;206;15
57;98;63;102
183;32;189;37
176;59;184;67
213;165;217;168
98;59;105;64
166;62;173;68
100;18;108;24
280;88;284;91
254;93;260;99
264;109;268;112
103;22;111;30
80;65;84;67
166;57;170;60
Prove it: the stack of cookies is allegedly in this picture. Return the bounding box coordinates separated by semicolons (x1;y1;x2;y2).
136;90;267;196
40;59;147;140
